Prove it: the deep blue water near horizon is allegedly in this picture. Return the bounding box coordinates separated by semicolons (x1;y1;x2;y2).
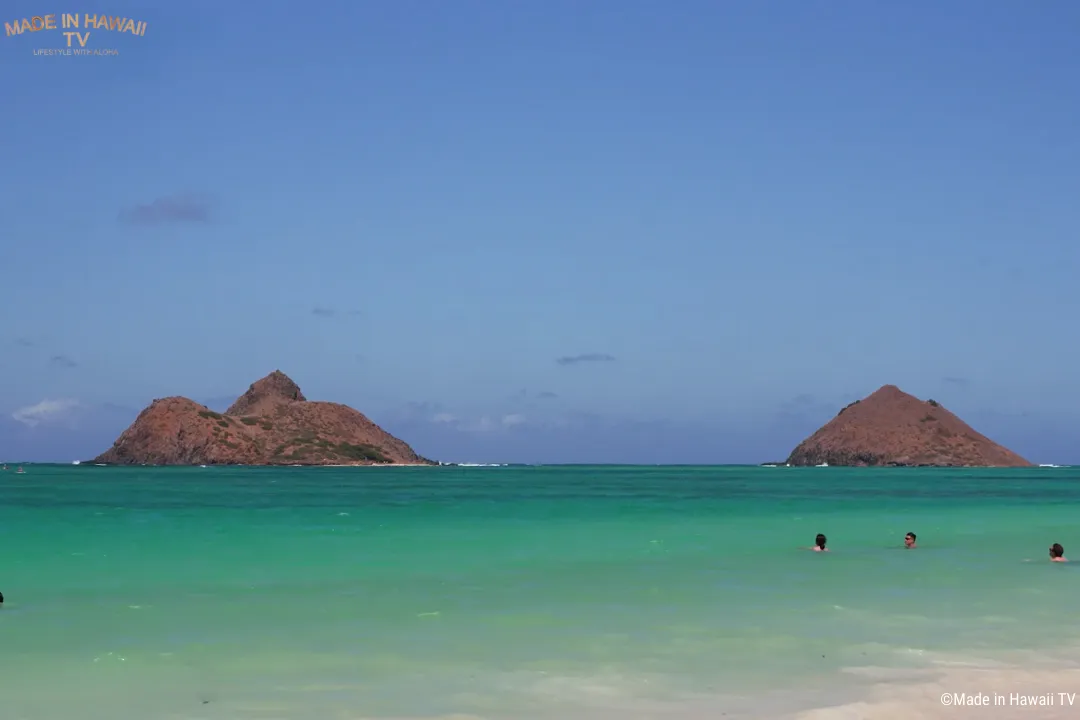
2;463;1080;719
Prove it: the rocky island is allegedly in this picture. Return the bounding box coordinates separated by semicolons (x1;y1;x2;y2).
785;384;1032;467
91;371;435;466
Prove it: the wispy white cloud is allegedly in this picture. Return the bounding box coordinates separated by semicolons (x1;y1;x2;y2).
12;398;80;428
443;415;495;433
469;416;494;433
438;413;529;432
392;402;529;434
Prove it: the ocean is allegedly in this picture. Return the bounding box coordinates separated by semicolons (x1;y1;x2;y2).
2;464;1080;719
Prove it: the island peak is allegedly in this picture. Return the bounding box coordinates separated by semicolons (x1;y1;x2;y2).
226;370;306;416
785;385;1031;467
866;384;904;398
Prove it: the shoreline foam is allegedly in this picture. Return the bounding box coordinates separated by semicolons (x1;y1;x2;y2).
795;648;1080;719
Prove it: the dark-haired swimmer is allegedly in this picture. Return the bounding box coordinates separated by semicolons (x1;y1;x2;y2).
904;532;917;549
1050;543;1067;562
804;533;828;552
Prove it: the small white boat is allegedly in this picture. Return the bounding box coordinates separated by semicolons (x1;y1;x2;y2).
815;462;829;467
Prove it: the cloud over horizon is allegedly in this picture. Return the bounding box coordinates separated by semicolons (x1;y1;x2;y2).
118;194;214;225
380;403;798;465
12;398;81;428
0;401;138;462
0;391;1072;466
384;400;538;435
556;353;616;366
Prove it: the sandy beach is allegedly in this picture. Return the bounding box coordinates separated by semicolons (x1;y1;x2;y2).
794;648;1080;720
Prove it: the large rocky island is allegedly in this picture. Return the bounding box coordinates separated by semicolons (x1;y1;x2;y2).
785;384;1032;467
92;371;435;466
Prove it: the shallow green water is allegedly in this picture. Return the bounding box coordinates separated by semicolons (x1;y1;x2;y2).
2;464;1079;719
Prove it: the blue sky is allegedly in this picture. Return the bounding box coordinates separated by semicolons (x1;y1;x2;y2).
1;1;1077;463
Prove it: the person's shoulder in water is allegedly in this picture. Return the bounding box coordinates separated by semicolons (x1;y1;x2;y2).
1050;543;1068;562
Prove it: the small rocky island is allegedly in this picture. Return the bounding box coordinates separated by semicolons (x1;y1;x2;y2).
785;384;1032;467
92;370;435;466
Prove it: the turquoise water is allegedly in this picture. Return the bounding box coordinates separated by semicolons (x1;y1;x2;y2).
2;464;1080;719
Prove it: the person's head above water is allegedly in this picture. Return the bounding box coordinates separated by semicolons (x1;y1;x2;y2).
904;532;917;548
1050;543;1066;561
815;533;827;549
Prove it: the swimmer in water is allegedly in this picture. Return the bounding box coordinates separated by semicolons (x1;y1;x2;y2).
1050;543;1067;562
806;533;828;552
904;532;917;549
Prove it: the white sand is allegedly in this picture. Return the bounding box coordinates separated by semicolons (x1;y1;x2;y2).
795;648;1080;720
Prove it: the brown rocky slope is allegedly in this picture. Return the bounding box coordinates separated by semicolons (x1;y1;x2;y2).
92;371;435;466
785;385;1032;467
